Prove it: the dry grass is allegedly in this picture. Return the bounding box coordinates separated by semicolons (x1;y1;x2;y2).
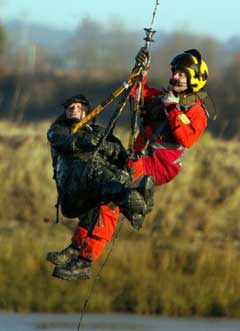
0;121;240;316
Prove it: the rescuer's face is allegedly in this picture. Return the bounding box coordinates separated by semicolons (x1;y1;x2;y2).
171;70;188;93
66;102;87;120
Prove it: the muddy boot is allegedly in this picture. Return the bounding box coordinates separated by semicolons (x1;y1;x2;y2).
124;212;146;231
134;175;156;213
120;190;147;230
46;244;80;266
120;175;156;230
52;256;92;280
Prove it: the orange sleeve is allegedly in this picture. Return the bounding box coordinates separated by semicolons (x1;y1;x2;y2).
166;103;208;148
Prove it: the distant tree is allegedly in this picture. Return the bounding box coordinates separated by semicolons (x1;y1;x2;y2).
211;53;240;138
67;17;103;72
6;43;64;74
0;23;6;54
99;18;140;73
66;17;140;76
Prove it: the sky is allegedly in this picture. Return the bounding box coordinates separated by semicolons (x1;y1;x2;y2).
0;0;239;41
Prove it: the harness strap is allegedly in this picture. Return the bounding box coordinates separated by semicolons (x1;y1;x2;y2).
72;67;142;134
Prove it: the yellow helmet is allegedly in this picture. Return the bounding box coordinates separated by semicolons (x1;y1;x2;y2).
170;49;208;93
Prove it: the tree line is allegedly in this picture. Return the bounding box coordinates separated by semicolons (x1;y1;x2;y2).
0;17;239;138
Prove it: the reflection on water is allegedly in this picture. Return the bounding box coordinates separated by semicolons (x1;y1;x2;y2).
0;312;240;331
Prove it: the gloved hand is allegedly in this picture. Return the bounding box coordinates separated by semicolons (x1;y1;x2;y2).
75;130;104;149
99;141;115;157
89;131;105;147
99;141;128;168
135;47;150;68
161;90;179;106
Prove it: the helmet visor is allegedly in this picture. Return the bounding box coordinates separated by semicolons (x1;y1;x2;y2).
171;53;199;75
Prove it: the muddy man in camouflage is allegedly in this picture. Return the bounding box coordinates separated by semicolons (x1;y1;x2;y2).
46;94;155;280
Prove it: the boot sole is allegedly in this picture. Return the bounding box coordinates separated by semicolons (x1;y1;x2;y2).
52;267;92;281
46;252;79;267
46;254;70;267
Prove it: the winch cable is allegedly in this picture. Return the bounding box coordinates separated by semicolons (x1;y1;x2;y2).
150;0;160;28
128;0;160;156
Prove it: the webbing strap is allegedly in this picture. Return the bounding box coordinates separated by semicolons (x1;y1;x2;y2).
72;67;141;134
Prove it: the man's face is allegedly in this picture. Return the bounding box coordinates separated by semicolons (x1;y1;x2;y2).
171;70;188;93
66;102;87;120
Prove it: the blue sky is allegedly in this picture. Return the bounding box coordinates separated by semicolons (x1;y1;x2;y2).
0;0;239;41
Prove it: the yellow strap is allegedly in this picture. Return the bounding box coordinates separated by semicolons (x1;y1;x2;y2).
72;67;141;134
178;113;191;125
128;80;143;150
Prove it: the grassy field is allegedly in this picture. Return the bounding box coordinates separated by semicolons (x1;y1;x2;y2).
0;120;240;317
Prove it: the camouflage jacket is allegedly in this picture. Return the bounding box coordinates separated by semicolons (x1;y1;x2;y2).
47;113;127;192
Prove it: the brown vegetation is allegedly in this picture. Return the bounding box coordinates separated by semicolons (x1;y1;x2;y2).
0;122;240;316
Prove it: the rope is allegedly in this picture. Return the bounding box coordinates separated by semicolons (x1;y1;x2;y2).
76;216;124;331
150;0;160;28
127;0;160;156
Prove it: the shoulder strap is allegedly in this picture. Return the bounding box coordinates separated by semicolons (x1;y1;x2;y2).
179;92;208;107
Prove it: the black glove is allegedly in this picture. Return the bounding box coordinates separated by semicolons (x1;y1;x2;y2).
99;141;115;156
89;131;105;147
75;130;104;149
135;47;150;67
99;141;128;168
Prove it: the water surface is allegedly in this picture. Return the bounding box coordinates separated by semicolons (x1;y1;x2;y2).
0;312;240;331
